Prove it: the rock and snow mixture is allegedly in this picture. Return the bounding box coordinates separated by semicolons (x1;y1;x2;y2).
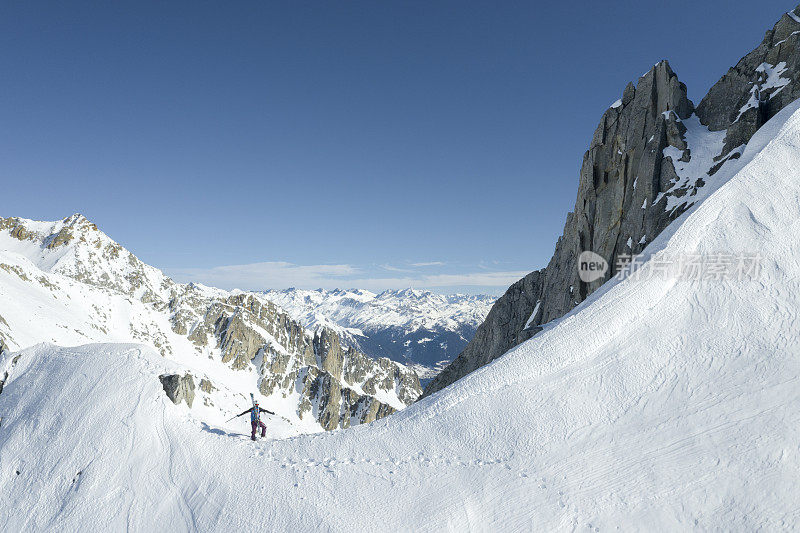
2;84;800;533
0;215;422;434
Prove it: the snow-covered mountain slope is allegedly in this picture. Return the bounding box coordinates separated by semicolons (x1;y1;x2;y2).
2;94;799;531
0;216;421;432
263;288;494;379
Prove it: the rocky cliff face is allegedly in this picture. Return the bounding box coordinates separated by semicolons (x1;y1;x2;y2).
0;215;421;430
424;6;800;398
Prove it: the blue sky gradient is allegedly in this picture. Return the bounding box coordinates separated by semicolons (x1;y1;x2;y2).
1;1;794;293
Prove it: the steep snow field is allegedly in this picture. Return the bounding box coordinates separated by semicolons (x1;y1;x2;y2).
2;102;800;530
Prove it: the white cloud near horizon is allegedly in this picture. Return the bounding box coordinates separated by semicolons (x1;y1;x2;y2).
409;261;446;267
166;261;527;294
379;263;416;273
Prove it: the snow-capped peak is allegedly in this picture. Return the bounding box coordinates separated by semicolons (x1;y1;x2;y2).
0;213;169;302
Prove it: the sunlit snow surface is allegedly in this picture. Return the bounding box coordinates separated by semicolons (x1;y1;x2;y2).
2;101;800;530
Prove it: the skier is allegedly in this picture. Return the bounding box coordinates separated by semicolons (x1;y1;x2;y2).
230;395;275;441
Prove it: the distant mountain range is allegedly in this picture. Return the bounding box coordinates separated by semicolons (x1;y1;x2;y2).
262;288;495;382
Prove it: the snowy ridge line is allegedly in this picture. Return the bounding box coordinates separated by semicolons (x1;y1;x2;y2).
416;98;800;424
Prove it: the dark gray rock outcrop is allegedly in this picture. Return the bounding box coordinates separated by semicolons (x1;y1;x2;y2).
424;6;800;398
296;367;399;430
159;373;196;408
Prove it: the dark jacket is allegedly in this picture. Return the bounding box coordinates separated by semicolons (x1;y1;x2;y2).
235;406;276;423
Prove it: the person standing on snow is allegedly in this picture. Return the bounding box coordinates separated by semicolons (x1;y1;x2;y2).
232;398;275;441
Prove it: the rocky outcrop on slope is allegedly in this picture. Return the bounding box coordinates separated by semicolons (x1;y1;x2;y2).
0;215;421;430
425;60;695;396
0;351;20;398
424;6;800;397
159;373;196;408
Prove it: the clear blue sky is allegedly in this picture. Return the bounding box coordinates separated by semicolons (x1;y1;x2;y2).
1;1;794;294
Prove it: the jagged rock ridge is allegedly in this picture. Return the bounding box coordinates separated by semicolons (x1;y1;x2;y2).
424;6;800;397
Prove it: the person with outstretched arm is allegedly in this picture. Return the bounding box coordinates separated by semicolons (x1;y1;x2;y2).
230;397;275;441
